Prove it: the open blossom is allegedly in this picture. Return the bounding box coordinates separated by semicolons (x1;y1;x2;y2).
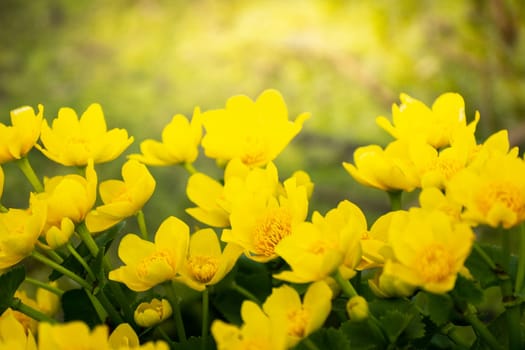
37;103;133;166
0;308;37;350
109;216;189;292
274;200;365;283
201;89;309;167
0;197;47;270
376;92;479;148
86;160;156;233
343;140;419;192
176;228;242;291
0;166;3;202
108;323;168;349
129;108;202;166
378;208;474;294
0;104;43;164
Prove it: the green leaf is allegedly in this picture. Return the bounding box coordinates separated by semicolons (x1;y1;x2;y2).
340;320;385;350
172;336;215;350
0;265;26;314
414;291;453;326
294;327;351;350
62;288;100;328
453;274;484;305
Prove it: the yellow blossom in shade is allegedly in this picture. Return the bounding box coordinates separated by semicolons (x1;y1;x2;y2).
263;281;332;348
222;174;309;262
447;151;525;228
201;89;309;167
0;309;37;350
343;140;419;192
0;197;46;269
108;323;169;350
34;161;97;235
211;300;287;350
176;228;242;291
43;217;75;249
0;104;43;164
13;282;60;334
376;92;480;148
134;298;173;327
274;200;365;283
37;103;133;166
85;160;156;233
381;208;475;294
38;321;111;350
109;216;189;292
129;108;202;166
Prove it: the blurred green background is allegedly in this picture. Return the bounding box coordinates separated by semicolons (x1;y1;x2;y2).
1;0;525;229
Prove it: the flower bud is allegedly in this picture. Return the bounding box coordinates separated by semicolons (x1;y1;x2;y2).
134;298;172;327
346;295;368;321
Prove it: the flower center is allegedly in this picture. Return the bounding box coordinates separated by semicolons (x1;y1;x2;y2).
253;208;292;257
241;136;267;166
429;158;462;182
187;255;220;283
476;181;525;217
137;251;174;279
416;244;454;283
287;308;309;338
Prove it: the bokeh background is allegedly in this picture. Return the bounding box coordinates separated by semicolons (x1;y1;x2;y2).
1;0;525;228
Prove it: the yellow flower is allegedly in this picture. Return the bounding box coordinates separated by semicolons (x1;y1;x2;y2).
222;174;309;262
13;282;60;334
129;108;202;166
34;161;97;244
376;92;480;148
134;298;172;327
108;323;169;349
274;200;365;283
211;300;287;350
0;166;4;202
0;198;47;269
419;187;462;222
86;160;156;233
263;281;332;348
176;228;242;291
185;172;230;227
37;103;133;166
0;308;37;350
346;295;369;321
447;151;525;228
201;89;309;167
381;208;475;294
343;140;419;192
358;211;396;271
38;321;111;350
0;104;43;164
109;216;189;292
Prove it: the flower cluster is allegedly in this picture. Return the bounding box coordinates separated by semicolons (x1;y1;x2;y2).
0;89;524;349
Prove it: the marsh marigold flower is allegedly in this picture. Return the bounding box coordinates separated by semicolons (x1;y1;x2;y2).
129;108;202;166
0;308;37;350
222;174;309;262
12;282;60;334
263;281;332;348
379;208;474;294
376;92;479;148
134;298;172;327
38;321;110;350
201;89;309;167
343;140;419;192
0;197;47;269
86;160;156;233
0;104;43;164
37;103;133;166
0;166;4;202
274;200;365;283
176;228;242;291
211;300;287;350
109;216;189;292
108;323;168;349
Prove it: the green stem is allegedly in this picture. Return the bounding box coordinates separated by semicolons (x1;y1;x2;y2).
164;282;187;342
15;156;44;193
463;307;504;350
387;191;402;211
136;210;148;240
84;289;108;323
10;298;56;324
67;242;96;281
230;281;261;304
24;277;64;296
473;242;497;270
515;223;525;293
201;288;209;350
302;338;321;350
31;250;92;291
95;288;124;324
333;269;358;298
157;326;176;348
500;274;522;349
76;222;99;257
501;226;511;273
183;162;197;175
